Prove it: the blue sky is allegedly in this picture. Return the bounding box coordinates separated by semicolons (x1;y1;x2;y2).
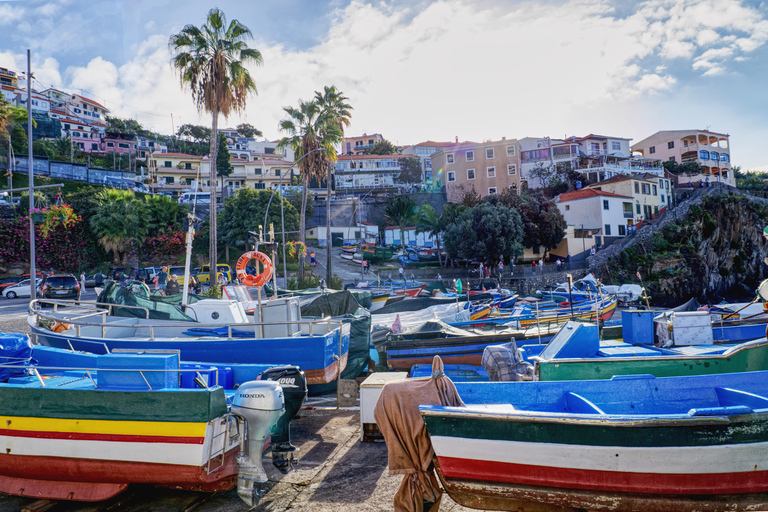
2;0;768;170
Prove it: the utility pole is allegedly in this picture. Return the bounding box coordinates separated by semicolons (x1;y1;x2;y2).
27;49;36;301
326;161;332;284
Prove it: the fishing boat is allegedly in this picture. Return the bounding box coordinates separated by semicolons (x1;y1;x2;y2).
0;333;284;505
420;370;768;511
28;293;350;388
383;319;558;372
361;243;394;263
352;280;427;298
506;294;617;327
533;314;768;381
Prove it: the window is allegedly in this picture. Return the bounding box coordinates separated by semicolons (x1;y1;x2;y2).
486;148;494;159
654;206;659;215
77;143;84;149
603;199;609;210
661;194;665;203
618;225;626;236
64;123;70;130
274;169;280;176
634;182;639;194
184;163;192;170
665;180;670;190
605;224;611;236
700;150;710;160
668;141;674;149
506;145;516;156
533;246;540;255
466;169;475;180
636;204;641;214
164;161;171;168
721;154;730;162
565;205;570;211
118;143;129;149
669;156;676;162
487;166;496;178
72;132;80;137
649;146;656;154
91;143;98;150
254;182;265;189
466;150;474;162
611;141;621;151
447;171;455;182
166;177;174;184
507;164;517;175
488;187;497;195
446;153;454;164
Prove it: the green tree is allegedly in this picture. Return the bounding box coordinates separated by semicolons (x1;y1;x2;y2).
218;188;299;247
384;195;418;251
495;189;565;256
0;96;32;192
284;187;314;220
170;7;263;283
177;123;211;143
216;135;233;184
396;157;422;184
416;204;446;267
145;194;186;236
90;189;148;264
236;122;262;139
663;160;703;175
442;201;524;266
367;139;397;155
314;85;352;281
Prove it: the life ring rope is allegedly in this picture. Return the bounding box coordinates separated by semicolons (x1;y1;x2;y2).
235;251;274;288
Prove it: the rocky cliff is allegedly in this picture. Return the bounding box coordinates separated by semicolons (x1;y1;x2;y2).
591;186;768;307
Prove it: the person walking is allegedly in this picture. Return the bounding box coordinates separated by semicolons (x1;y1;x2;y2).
498;261;504;277
310;252;316;268
399;265;405;284
79;272;86;298
218;270;228;288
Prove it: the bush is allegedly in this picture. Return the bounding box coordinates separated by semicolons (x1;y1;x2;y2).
287;273;323;290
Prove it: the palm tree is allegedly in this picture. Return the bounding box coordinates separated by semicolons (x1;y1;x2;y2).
416;205;446;267
384;196;418;253
277;100;339;275
90;189;148;264
314;86;352;281
145;194;185;236
169;8;262;285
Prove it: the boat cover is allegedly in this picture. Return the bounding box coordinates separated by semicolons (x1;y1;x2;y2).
96;282;196;321
0;333;31;382
481;341;534;381
376;293;493;314
374;356;464;511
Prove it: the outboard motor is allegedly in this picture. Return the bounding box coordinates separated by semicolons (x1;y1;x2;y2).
260;365;308;473
231;380;284;506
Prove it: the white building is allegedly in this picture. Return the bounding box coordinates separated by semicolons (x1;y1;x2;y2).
556;188;634;248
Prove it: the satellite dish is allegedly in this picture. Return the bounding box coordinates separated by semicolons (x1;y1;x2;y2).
758;279;768;302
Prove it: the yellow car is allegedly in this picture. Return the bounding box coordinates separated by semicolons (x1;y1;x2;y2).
196;264;232;285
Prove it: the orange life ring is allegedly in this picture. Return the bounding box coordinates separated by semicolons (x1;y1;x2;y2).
236;251;274;288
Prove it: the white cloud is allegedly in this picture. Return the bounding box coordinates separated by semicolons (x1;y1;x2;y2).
0;4;23;25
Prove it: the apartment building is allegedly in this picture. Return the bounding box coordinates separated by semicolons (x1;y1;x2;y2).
631;130;734;186
434;138;520;202
586;174;666;225
0;67;18;88
205;156;297;192
149;153;204;193
557;189;634;248
342;133;384;155
333;153;416;193
401;140;455;187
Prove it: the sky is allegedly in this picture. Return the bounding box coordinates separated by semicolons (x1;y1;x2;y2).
2;0;768;170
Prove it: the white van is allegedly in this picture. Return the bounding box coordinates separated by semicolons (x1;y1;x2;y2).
178;192;211;204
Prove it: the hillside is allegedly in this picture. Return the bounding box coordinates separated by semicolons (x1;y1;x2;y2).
591;185;768;307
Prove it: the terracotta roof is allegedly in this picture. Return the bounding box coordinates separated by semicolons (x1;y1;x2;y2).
558;189;632;202
158;153;203;159
412;140;456;147
74;94;108;111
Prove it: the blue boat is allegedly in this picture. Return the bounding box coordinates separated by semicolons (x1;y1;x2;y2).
28;296;350;388
419;370;768;511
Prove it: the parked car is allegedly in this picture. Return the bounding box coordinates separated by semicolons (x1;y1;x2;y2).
40;274;81;303
197;264;232;285
3;278;42;299
0;276;24;291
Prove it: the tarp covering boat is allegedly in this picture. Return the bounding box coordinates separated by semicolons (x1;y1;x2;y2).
0;333;32;382
374;293;494;314
481;341;534;381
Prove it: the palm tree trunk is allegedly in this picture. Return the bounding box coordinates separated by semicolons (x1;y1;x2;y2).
299;174;308;278
209;109;219;287
326;162;332;283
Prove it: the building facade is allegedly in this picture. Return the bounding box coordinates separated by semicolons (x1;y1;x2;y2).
333;154;416;193
433;138;520;203
586;174;669;225
401;140;455;187
557;189;634;248
342;133;384;155
631;130;734;186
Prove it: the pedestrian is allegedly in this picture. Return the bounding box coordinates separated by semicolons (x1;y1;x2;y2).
152;274;159;291
483;265;489;279
310;252;316;267
54;191;62;206
705;176;710;187
498;261;504;276
79;272;86;296
399;265;405;283
510;260;514;277
538;258;543;270
165;274;179;295
188;275;199;294
531;261;536;268
158;266;168;293
437;273;442;282
94;271;104;287
556;258;562;271
590;245;596;256
218;270;228;288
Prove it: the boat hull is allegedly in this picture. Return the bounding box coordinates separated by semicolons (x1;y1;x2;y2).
0;386;238;501
422;373;768;510
30;319;350;387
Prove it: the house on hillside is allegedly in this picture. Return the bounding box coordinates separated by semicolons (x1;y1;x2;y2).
586;174;667;224
557;188;634;249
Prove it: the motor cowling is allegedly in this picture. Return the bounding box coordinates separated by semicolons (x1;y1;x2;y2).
260;366;308;472
231;380;284;507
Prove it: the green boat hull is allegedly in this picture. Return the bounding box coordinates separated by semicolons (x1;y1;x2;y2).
362;247;393;263
536;340;768;381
